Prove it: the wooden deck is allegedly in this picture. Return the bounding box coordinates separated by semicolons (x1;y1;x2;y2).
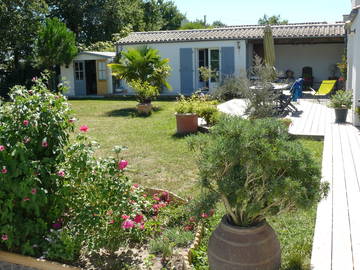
288;100;360;270
218;99;360;269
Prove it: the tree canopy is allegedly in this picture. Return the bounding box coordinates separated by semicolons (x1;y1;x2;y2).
36;18;78;70
258;14;289;25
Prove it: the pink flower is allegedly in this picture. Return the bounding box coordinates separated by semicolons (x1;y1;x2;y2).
134;214;144;224
1;234;8;241
189;216;196;223
108;219;115;224
42;140;48;148
23;120;29;126
69;118;76;123
31;188;37;195
1;167;7;174
184;225;193;231
107;210;113;215
79;125;89;132
160;191;170;202
139;224;145;230
23;137;31;144
132;184;139;188
122;219;135;229
57;170;65;177
23;197;30;202
118;160;128;170
200;213;209;219
52;223;62;229
121;214;130;220
153;194;160;201
31;77;37;82
0;145;5;151
28;90;33;95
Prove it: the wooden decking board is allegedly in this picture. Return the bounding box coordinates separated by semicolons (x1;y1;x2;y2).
287;100;360;270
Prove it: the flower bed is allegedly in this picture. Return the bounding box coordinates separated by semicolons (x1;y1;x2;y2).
0;75;203;270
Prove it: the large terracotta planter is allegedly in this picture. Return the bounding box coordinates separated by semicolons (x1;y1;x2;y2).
175;113;198;134
137;103;152;115
208;215;281;270
334;108;348;123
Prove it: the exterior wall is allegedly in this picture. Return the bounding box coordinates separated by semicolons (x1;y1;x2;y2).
60;54;114;96
120;40;247;95
348;13;360;125
275;43;345;84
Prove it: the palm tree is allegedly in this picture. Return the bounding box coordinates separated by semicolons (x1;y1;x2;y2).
109;46;172;92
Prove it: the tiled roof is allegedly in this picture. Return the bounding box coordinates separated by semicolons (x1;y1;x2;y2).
80;51;116;58
117;22;345;45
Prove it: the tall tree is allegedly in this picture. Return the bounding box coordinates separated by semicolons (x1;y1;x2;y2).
36;18;78;71
258;14;288;25
0;0;47;91
212;20;227;28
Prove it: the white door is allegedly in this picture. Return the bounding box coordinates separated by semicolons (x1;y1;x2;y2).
197;48;220;92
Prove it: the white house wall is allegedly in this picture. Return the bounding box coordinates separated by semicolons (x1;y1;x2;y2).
347;11;360;126
275;43;344;84
121;40;247;95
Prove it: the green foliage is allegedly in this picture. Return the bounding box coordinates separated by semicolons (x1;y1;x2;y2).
0;74;74;256
175;95;219;125
329;90;352;109
212;76;248;101
188;116;328;227
337;53;347;79
44;230;80;263
128;80;160;103
109;46;172;92
36;18;78;70
79;41;115;52
212;20;227;27
258;14;288;25
180;20;212;30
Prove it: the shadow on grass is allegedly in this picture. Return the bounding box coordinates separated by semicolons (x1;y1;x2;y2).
105;108;150;118
105;106;163;118
171;132;198;140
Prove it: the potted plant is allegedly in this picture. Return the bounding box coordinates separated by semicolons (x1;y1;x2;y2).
128;80;159;115
329;90;352;123
188;117;328;270
175;95;199;134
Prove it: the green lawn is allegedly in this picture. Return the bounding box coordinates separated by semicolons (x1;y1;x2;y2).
70;99;323;269
69;100;198;197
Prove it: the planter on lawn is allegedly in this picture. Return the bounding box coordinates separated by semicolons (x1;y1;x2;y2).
208;215;281;270
136;103;152;115
176;113;198;134
334;108;348;123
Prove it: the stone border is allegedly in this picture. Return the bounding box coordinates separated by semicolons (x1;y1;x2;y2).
144;187;188;204
182;223;204;270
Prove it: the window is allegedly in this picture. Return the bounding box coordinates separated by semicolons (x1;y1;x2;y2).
74;62;84;80
198;48;220;83
98;62;107;80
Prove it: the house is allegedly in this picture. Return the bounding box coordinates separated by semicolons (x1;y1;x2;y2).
116;22;345;95
346;0;360;126
60;51;118;97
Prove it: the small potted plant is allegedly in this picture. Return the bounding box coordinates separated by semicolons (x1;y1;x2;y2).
329;90;352;123
188;117;328;270
175;95;199;134
128;80;160;115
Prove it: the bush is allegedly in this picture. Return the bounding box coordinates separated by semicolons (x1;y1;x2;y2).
211;76;248;101
0;75;74;256
188;116;328;227
329;90;352;109
128;79;160;104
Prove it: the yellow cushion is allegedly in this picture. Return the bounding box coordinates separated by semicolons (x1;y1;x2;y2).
315;80;337;95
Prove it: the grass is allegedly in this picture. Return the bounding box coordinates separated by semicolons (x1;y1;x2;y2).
69;100;198;197
70;100;324;269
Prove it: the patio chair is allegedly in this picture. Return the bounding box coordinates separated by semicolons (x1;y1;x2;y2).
310;80;336;98
275;78;304;115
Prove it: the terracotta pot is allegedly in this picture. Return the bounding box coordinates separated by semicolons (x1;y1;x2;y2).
175;113;198;134
208;215;281;270
137;103;152;115
334;108;348;123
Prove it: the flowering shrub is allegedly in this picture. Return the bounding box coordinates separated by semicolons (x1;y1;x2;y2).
0;75;74;256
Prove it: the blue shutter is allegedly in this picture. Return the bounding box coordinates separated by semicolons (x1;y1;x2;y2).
180;48;194;95
221;47;235;78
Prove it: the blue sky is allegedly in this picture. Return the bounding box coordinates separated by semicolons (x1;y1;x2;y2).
172;0;352;25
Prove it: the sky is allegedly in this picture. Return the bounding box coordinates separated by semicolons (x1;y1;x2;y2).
172;0;352;25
